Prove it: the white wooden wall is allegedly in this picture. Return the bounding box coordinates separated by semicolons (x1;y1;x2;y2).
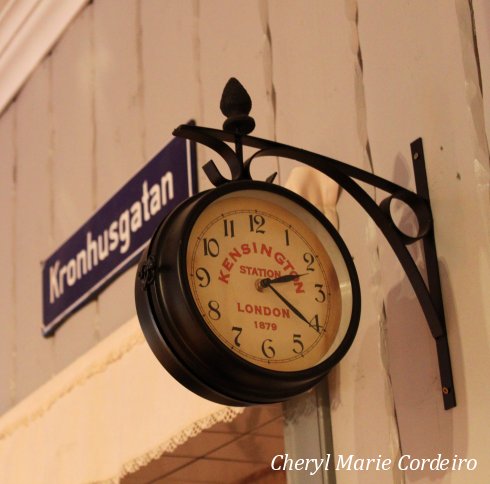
0;1;489;482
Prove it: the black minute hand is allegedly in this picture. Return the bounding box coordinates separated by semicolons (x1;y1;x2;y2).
266;284;319;333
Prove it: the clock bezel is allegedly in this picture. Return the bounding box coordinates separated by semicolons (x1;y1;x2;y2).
137;180;361;405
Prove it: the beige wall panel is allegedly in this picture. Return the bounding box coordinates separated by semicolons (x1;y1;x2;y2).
0;106;15;413
268;1;399;481
359;0;490;481
197;0;277;189
50;6;99;369
93;0;144;337
14;61;55;402
473;1;490;150
268;0;365;182
141;0;200;162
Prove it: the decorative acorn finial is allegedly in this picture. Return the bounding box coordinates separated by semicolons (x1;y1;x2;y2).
220;78;256;135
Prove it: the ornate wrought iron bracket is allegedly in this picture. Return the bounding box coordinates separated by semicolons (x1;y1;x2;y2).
172;78;456;410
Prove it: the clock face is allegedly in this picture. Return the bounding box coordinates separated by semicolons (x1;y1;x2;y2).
185;189;347;372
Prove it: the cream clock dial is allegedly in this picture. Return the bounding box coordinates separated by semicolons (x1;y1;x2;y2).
186;195;341;371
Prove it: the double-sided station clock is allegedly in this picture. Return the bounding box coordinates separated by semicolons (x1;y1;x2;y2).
135;79;361;405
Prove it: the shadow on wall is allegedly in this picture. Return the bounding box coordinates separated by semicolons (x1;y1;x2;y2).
384;268;457;482
328;153;476;481
381;157;470;482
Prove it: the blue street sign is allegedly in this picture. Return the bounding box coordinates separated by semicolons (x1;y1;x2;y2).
42;135;197;336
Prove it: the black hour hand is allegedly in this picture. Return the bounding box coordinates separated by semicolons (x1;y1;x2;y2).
259;273;308;288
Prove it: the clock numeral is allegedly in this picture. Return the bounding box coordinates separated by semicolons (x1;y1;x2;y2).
309;314;320;332
207;300;221;320
285;229;290;246
195;267;211;287
249;214;266;234
223;219;235;238
203;238;220;257
231;326;242;347
303;252;315;272
292;334;304;354
314;283;326;303
261;338;276;358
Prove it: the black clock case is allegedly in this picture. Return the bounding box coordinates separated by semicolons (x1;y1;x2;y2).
135;180;361;406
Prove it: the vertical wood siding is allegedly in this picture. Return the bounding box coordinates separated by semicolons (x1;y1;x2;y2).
0;0;489;481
